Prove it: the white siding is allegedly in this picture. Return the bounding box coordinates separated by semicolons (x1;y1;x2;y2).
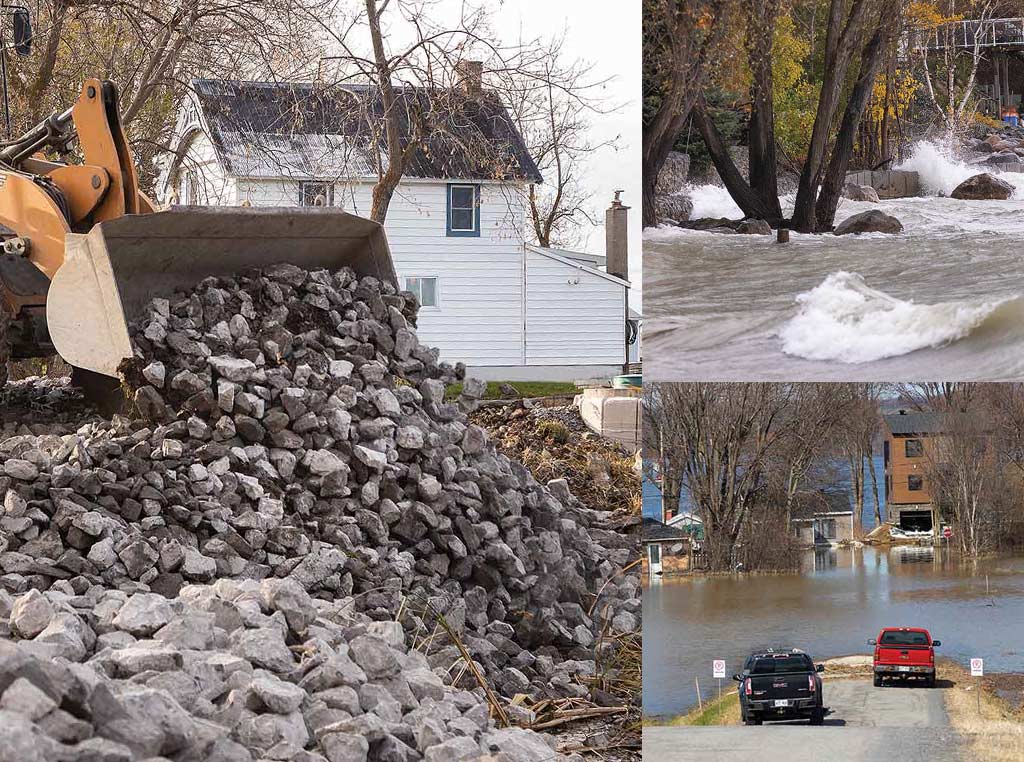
524;249;625;365
178;131;236;205
234;177;526;367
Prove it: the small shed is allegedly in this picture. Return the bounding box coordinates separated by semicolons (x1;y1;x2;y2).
642;517;691;577
790;490;856;546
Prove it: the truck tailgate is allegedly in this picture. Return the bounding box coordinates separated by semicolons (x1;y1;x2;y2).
877;646;932;666
749;674;814;700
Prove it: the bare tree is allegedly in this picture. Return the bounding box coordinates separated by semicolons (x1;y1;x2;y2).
504;36;621;249
923;406;995;556
913;1;997;135
771;384;846;525
688;0;785;226
642;384;686;523
642;0;732;228
305;1;599;229
834;384;883;532
646;383;805;571
9;0;332;190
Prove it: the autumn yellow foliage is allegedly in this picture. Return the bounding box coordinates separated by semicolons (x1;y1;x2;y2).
868;69;920;124
772;15;818;160
907;1;963;30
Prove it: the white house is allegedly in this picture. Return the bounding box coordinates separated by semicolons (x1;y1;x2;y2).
158;77;634;381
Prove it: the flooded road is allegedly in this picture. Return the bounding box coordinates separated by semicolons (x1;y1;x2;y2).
644;142;1024;381
643;546;1024;718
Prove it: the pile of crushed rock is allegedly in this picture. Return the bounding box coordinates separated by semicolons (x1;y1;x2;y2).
0;264;639;761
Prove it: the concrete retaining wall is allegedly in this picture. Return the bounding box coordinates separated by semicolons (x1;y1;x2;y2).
576;387;641;449
846;170;921;198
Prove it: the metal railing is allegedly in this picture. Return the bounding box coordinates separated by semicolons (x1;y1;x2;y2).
911;17;1024;51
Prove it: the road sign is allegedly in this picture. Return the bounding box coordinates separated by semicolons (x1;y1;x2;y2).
943;526;953;539
971;658;984;677
713;660;726;679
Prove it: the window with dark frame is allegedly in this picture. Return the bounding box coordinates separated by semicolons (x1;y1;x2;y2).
447;183;480;236
905;438;924;458
299;181;334;207
405;276;438;308
908;474;923;491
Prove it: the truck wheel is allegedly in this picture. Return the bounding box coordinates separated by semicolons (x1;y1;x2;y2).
925;675;936;688
809;708;825;725
873;674;882;687
743;714;761;726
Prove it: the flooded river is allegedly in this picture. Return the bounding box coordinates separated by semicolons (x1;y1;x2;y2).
644;141;1024;381
643;546;1024;718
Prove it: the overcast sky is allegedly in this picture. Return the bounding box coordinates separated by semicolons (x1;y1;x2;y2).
369;0;642;303
490;0;642;304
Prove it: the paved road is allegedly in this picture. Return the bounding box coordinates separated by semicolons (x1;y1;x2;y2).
644;679;966;761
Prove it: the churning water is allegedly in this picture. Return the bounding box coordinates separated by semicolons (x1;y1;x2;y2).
645;141;1024;380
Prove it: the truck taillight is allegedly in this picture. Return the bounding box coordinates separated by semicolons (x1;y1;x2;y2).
744;678;752;696
874;648;880;661
808;675;816;692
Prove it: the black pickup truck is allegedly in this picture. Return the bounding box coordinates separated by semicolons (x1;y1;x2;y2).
733;648;826;725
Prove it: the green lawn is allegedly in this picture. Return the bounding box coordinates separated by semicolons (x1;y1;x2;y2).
445;380;579;400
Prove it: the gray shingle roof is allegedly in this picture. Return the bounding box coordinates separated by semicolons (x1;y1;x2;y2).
789;489;853;520
883;411;946;435
190;79;542;183
642;517;690;542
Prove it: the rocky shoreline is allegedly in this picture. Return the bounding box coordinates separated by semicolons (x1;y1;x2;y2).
652;121;1024;234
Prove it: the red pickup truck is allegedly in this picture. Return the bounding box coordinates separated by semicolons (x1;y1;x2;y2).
869;627;941;687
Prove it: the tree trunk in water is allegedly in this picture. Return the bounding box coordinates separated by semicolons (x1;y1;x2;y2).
815;21;893;231
692;102;782;225
868;452;882;528
790;0;871;232
746;0;783;221
643;110;688;228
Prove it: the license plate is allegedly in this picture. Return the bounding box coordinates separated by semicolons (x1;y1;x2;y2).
898;666;910;672
773;699;790;707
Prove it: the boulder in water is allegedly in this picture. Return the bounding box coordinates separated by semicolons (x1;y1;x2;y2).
980;152;1020;168
971;138;994;154
833;209;903;235
950;172;1014;200
736;219;771;234
656;192;692;224
843;183;880;203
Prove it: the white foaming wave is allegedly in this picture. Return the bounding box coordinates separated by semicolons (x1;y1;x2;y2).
895;139;1024;197
688;184;743;219
778;271;1011;363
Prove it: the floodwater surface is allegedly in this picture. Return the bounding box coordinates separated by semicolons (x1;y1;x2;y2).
643;546;1024;718
645;141;1024;381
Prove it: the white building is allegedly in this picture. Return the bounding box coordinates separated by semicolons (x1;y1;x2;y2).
159;78;634;381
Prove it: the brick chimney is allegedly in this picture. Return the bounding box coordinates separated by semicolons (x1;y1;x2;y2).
605;190;630;372
605;190;629;282
457;60;483;98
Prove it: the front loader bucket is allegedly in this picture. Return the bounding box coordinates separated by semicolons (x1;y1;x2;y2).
46;206;398;379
